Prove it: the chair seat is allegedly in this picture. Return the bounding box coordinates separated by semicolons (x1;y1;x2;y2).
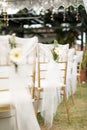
0;91;12;107
0;106;16;118
35;82;66;97
0;104;16;130
35;79;66;89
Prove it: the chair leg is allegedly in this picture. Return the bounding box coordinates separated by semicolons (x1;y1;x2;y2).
35;89;41;117
15;110;19;130
78;76;82;96
31;87;35;99
10;105;19;130
63;87;70;122
79;83;82;96
70;81;75;105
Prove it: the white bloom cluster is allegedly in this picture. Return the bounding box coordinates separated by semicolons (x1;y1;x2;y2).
9;48;25;65
54;47;62;55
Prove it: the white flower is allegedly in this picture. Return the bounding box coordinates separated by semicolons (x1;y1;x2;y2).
54;47;62;55
12;33;16;36
9;48;24;64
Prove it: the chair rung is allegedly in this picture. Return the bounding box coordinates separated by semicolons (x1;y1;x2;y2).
0;88;9;91
35;97;42;100
28;63;34;65
61;68;65;70
0;105;15;112
40;70;47;72
0;77;9;79
0;64;10;67
30;75;34;77
39;62;48;64
40;78;45;80
35;87;43;91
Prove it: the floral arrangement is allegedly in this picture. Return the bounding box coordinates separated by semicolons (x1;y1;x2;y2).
9;48;24;72
9;33;24;72
51;40;62;62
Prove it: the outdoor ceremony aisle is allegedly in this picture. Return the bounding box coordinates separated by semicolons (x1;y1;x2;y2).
39;83;87;130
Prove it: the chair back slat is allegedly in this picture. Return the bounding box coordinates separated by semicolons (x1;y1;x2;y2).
36;45;50;88
58;61;67;85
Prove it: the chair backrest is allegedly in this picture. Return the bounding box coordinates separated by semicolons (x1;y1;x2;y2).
58;44;69;62
0;35;10;65
35;44;70;127
36;44;50;88
0;64;12;111
67;48;76;77
0;64;16;126
36;43;68;88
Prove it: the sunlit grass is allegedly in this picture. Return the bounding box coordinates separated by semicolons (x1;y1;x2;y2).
38;83;87;130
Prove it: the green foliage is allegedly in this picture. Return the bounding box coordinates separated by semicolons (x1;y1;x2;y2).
51;40;59;62
52;49;58;61
56;29;79;47
81;50;87;70
0;21;3;28
9;34;17;48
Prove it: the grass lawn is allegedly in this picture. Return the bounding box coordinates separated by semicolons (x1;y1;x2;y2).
38;83;87;130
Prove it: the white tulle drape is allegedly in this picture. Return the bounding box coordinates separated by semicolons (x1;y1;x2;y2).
66;48;76;97
9;37;41;130
41;61;61;128
0;35;41;130
38;43;61;127
71;56;77;94
9;65;40;130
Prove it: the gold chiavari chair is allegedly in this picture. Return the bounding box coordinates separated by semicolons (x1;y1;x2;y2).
34;46;49;116
34;45;70;122
0;64;18;130
68;59;76;105
67;48;76;105
77;62;82;95
76;51;83;96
